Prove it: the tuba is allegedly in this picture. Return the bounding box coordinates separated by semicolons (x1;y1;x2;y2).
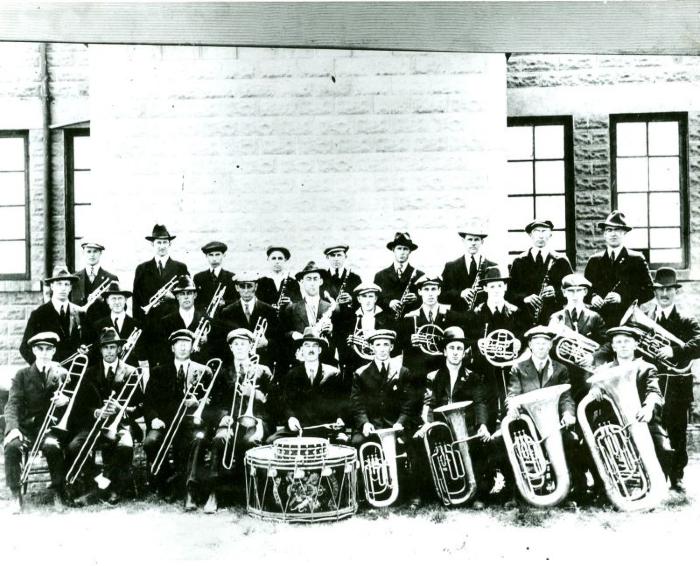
359;425;403;507
500;384;572;507
577;364;667;511
621;300;692;374
422;400;478;506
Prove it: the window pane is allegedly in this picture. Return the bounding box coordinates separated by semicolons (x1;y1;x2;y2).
650;248;682;264
508;231;532;254
617;193;648;227
650;227;681;249
0;172;25;205
0;206;25;239
73;135;92;170
616;122;647;157
535;195;566;227
648;121;679;156
535;161;565;194
74;205;91;238
507;126;533;160
625;228;649;249
550;230;567;252
507;197;535;231
648;157;679;192
617;157;648;192
74;171;93;204
534;125;564;159
507;162;533;195
649;192;680;227
0;240;26;274
0;137;25;171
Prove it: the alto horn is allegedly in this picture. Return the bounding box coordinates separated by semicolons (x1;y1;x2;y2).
359;425;404;507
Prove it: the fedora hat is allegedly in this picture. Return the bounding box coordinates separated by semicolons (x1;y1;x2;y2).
98;327;126;346
294;328;328;348
597;210;632;232
295;261;325;281
172;275;196;294
145;224;176;241
102;281;133;299
652;267;681;289
44;265;79;284
386;232;418;251
457;225;488;239
481;266;510;283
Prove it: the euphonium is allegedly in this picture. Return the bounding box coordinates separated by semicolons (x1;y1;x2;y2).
423;400;478;506
142;275;178;315
549;322;599;371
501;384;572;507
577;364;667;511
359;425;403;507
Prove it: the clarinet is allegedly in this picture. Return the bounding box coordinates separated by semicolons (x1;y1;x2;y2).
395;271;419;320
465;259;483;312
273;276;288;314
532;257;553;322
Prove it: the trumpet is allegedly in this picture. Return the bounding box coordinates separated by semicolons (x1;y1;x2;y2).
412;317;444;356
359;425;404;507
193;284;226;352
577;365;667;511
501;384;572;507
83;278;113;310
142;276;178;315
119;328;143;362
549;319;599;371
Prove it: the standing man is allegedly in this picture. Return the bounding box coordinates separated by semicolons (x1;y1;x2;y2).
257;246;302;309
320;245;362;309
440;226;498;312
373;232;424;315
193;241;238;312
584;210;654;326
639;268;700;492
132;224;189;323
71;241;119;327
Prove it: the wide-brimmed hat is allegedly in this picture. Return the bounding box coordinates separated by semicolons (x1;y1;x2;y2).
201;241;228;254
169;329;195;344
524;326;555;341
458;225;488;239
652;267;681;289
28;331;60;348
44;265;79;284
145;224;176;241
294;329;328;348
597;210;632;232
102;281;133;299
266;246;291;260
354;282;382;296
415;274;443;289
367;329;397;344
233;271;260;284
227;328;255;344
606;326;644;340
386;232;418;251
295;261;325;281
81;241;105;251
561;273;591;290
172;275;196;294
443;326;467;346
98;327;126;346
481;266;510;283
525;219;554;234
323;245;349;256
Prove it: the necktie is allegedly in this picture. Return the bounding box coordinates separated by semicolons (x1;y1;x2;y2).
428;309;434;323
107;366;115;382
380;362;388;380
177;365;185;389
158;261;164;278
243;303;251;323
88;267;95;283
238;363;245;379
211;269;217;279
60;306;69;335
397;266;403;279
535;251;544;268
40;367;47;384
571;309;578;323
469;256;477;278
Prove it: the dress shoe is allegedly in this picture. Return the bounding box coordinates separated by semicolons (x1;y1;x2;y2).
472;499;486;511
503;497;519;510
670;478;685;493
562;499;579;511
52;491;66;512
184;492;197;512
10;495;23;515
408;495;422;509
72;489;98;508
107;491;121;505
203;493;218;514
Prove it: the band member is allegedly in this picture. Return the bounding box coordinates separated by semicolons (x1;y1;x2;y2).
4;332;70;513
132;224;189;323
417;327;492;508
373;232;424;314
70;241;119;326
639;268;700;491
506;326;588;505
440;226;497;312
193;241;238;311
143;329;214;510
320;245;362;309
584;210;654;326
351;329;423;505
20;266;87;365
271;330;347;442
506;219;573;325
256;246;302;309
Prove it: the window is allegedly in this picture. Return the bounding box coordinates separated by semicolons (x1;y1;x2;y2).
506;117;575;264
0;131;29;279
65;129;92;271
611;113;688;268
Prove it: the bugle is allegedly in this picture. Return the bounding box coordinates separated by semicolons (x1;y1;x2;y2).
359;425;404;507
142;276;178;315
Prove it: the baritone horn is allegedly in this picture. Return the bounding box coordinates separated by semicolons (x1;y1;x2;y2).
422;400;478;506
577;365;667;511
549;322;599;371
500;384;572;507
359;425;404;507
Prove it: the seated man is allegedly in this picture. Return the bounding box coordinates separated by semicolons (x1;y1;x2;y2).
4;332;72;513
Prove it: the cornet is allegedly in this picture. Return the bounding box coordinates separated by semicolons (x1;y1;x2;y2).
359;425;404;507
119;328;143;362
192;284;226;352
83;278;113;310
142;276;178;315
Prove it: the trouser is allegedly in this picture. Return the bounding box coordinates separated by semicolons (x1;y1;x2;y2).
101;428;136;493
4;432;66;495
663;398;691;480
209;425;265;486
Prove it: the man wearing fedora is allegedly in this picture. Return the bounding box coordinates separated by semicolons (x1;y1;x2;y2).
506;219;573;325
640;268;700;491
440;226;497;312
193;241;238;312
70;241;119;327
373;232;424;314
132;224;189;324
20;266;87;365
257;245;302;308
584;210;654;326
320;244;362;310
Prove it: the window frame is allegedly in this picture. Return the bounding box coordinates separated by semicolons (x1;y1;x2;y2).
506;115;576;267
64;128;91;272
0;130;30;280
610;112;689;270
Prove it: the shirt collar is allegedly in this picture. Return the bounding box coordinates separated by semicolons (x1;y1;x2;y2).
211;266;221;277
606;246;624;259
656;303;675;318
306;295;320;306
155;255;170;265
51;298;69;313
241;297;256;308
87;264;101;274
393;261;408;273
175;360;190;372
533;356;551;371
464;253;482;267
103;360;118;374
530;247;550;261
375;359;389;372
112;311;126;322
487;300;504;313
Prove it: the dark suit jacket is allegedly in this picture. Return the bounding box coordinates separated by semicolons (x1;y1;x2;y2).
319;268;362;310
425;364;489;429
215;299;279;366
507;357;575;418
373;263;424;312
4;362;63;435
193;268;238;312
71;267;119;325
334;307;394;371
20;302;84;364
91;314;146;366
440;255;498;310
583;247;654;326
506;250;572;324
150;309;207;366
256;275;302;308
132;257;189;322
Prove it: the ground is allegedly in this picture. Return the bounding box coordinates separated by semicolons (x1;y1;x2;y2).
1;459;698;565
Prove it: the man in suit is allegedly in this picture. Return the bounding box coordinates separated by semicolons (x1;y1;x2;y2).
440;226;498;312
639;268;700;492
70;241;119;327
193;241;238;312
319;244;362;310
4;332;70;513
143;329;215;510
584;210;654;326
373;232;424;315
256;246;302;310
132;224;189;323
20;266;87;365
506;219;573;325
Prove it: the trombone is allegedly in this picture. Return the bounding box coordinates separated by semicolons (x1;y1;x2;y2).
142;276;178;315
193;284;226;352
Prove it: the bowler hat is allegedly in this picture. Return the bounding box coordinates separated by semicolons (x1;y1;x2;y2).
597;210;632;232
652;267;681;289
443;326;468;346
386;232;418;251
145;224;176;241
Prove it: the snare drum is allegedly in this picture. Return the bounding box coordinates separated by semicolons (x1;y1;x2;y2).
245;437;358;523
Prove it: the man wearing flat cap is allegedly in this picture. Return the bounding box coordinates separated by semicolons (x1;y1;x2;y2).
257;246;302;309
639;268;700;491
20;266;87;365
440;226;497;312
373;232;424;315
320;244;362;310
132;224;189;324
193;241;238;312
584;210;654;326
70;241;119;328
